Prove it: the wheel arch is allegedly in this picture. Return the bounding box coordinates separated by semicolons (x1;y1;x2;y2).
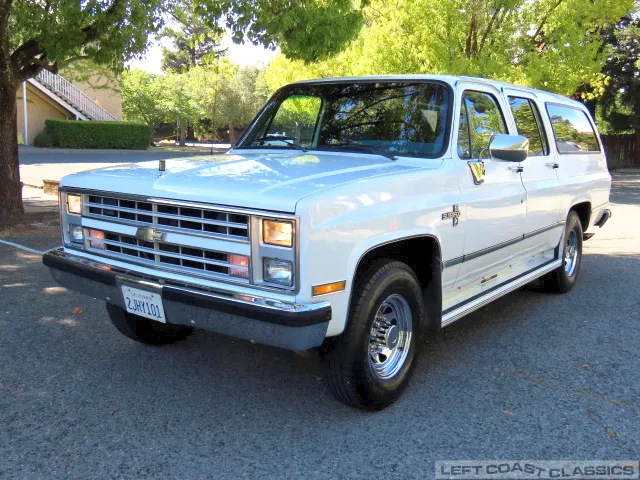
348;234;443;332
569;200;591;232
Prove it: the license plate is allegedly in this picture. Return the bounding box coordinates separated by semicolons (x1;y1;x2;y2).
121;285;166;323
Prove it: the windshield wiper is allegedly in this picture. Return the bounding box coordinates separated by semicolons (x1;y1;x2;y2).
321;142;397;161
252;135;308;152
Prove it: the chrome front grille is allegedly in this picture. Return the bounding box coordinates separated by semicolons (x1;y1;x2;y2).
84;194;249;240
86;231;249;282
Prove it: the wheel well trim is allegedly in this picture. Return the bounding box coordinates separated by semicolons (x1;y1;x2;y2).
350;233;443;281
346;232;443;331
568;198;592;229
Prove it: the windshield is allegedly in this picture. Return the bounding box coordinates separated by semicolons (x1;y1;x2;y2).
237;81;451;158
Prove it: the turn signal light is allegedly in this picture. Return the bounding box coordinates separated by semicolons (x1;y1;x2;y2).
88;229;105;249
312;281;346;296
229;254;249;279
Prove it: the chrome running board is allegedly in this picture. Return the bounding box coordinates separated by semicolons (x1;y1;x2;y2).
441;259;562;328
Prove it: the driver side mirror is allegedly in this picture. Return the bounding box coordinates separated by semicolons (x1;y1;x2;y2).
489;134;529;162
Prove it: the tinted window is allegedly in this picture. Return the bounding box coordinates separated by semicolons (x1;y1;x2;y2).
239;82;450;158
457;91;507;159
508;97;548;156
546;104;600;153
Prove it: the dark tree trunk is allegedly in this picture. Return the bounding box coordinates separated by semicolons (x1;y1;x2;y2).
0;81;23;228
178;118;186;146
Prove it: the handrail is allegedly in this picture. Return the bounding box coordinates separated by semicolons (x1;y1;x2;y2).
35;70;118;122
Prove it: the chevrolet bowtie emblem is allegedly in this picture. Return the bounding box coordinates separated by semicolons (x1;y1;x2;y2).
442;204;461;226
135;227;165;242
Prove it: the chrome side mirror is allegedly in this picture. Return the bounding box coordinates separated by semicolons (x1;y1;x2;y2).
489;134;529;162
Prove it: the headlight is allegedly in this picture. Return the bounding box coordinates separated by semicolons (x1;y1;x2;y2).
263;258;293;286
69;224;84;244
262;219;293;247
67;194;82;215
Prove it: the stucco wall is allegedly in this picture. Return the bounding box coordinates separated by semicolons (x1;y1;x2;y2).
16;83;71;144
71;75;122;120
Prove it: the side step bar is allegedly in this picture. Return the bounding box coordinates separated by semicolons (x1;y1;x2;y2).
441;259;562;328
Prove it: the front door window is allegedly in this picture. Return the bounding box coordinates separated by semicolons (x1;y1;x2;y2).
457;91;507;159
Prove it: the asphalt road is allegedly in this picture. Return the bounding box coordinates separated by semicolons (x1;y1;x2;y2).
0;174;638;479
18;147;220;187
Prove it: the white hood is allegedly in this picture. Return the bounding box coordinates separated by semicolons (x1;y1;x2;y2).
60;151;419;213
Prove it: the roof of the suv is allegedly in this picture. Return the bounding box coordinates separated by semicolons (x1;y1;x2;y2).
290;74;583;109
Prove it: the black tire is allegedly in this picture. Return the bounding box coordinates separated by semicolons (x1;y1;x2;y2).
321;260;423;411
106;303;193;345
544;211;583;293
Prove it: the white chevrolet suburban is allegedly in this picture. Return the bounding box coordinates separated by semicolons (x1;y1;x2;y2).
44;75;612;410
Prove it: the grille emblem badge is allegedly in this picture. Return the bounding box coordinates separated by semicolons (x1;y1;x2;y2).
135;227;165;243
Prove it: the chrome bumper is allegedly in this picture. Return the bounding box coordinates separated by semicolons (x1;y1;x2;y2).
43;249;331;350
594;208;612;228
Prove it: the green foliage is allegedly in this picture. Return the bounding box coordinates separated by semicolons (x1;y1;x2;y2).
32;131;54;148
121;69;166;126
265;0;634;96
5;0;365;87
161;1;227;73
45;120;153;149
121;64;270;140
8;0;164;79
597;14;640;133
211;66;271;131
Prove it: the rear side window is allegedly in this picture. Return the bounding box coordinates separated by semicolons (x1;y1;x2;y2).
457;91;507;159
546;104;600;153
508;97;549;156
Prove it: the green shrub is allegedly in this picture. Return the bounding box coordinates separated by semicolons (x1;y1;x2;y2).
45;120;153;149
33;131;54;148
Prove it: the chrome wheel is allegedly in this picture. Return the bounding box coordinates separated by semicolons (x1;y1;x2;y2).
564;229;579;276
368;294;413;380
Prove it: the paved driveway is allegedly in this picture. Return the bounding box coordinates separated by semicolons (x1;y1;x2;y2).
0;174;638;479
19;147;219;187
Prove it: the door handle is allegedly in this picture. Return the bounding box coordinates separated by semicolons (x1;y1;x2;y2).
508;165;524;173
546;162;559;169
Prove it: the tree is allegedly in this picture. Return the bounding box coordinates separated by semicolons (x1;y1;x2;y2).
265;0;634;96
212;66;270;142
0;0;365;228
121;69;166;127
597;13;640;133
161;0;227;73
1;0;162;227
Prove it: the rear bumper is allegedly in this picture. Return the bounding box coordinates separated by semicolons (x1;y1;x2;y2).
43;248;331;350
594;208;612;228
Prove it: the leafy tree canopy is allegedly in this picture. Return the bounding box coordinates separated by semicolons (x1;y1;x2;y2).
598;13;640;132
122;63;270;141
161;0;227;73
5;0;365;87
265;0;634;96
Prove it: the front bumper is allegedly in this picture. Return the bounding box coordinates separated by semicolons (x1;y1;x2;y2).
43;249;331;350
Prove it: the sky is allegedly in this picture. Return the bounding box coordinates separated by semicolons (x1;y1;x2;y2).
128;35;279;74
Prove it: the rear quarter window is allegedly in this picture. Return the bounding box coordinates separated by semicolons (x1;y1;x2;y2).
546;104;600;153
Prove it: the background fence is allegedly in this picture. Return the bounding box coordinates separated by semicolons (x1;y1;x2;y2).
601;134;640;169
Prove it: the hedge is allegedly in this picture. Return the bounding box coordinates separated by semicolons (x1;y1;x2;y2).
33;131;54;148
45;120;153;149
